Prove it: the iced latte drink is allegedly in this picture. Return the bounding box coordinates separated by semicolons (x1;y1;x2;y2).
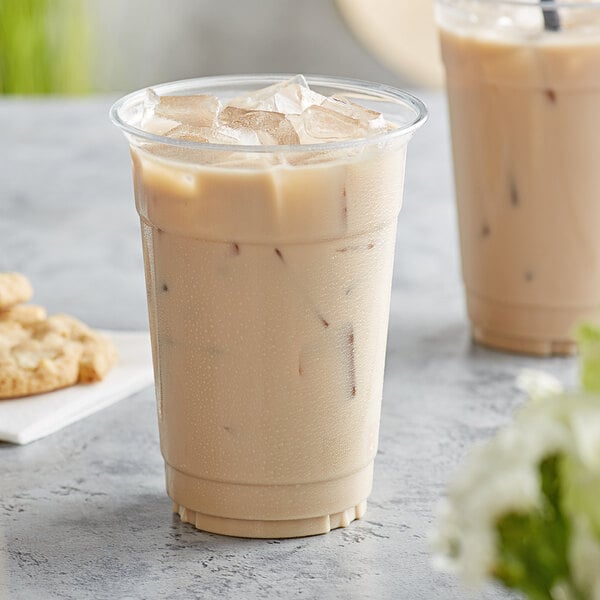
437;0;600;355
111;75;426;537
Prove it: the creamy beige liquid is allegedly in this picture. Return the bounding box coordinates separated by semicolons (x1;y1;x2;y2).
440;25;600;355
132;143;406;537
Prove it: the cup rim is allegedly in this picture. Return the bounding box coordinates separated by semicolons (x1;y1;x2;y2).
109;74;428;154
437;0;600;9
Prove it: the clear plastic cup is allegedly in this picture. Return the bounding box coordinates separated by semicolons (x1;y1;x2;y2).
437;0;600;355
111;75;426;538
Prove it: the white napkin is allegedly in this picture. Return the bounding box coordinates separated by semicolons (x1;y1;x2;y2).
0;330;154;445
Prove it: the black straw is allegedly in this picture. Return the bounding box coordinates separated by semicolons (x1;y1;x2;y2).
541;0;561;31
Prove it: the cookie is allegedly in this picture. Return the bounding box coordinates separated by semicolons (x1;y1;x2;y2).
31;314;118;383
0;273;33;310
0;333;82;398
0;321;29;346
0;304;47;325
0;313;117;398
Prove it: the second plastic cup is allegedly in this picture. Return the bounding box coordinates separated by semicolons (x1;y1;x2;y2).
437;0;600;355
111;75;426;538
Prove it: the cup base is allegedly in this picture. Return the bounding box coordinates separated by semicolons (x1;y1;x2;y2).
173;500;367;539
466;290;589;356
164;461;374;538
472;325;576;357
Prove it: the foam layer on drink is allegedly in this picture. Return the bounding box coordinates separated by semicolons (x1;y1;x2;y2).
130;77;408;536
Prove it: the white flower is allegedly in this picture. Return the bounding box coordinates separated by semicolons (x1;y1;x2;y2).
569;405;600;472
432;420;564;584
550;582;579;600
517;369;564;400
432;375;574;587
431;497;497;585
569;517;600;600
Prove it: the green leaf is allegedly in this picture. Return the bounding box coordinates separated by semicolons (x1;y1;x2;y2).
576;322;600;394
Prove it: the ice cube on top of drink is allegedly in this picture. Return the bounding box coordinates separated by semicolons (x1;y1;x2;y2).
139;76;395;146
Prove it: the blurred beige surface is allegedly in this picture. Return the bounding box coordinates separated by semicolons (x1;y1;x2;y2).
336;0;444;88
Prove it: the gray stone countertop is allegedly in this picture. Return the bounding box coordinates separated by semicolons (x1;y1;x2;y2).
0;94;577;600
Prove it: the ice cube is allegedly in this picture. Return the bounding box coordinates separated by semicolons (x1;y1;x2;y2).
322;96;390;133
156;93;220;127
219;106;300;145
220;125;261;145
513;6;543;33
290;105;367;143
167;124;212;143
140;89;180;135
139;79;393;148
140;88;221;135
169;123;260;145
227;75;325;115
